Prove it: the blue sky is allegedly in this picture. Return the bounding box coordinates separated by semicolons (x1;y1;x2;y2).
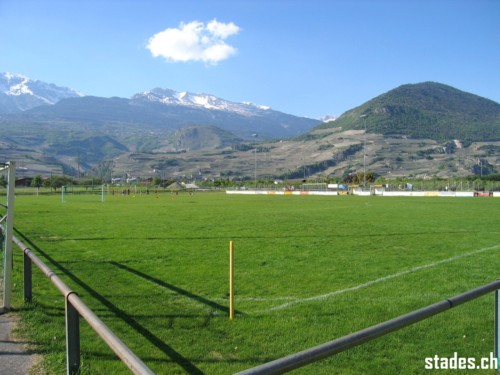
1;0;499;119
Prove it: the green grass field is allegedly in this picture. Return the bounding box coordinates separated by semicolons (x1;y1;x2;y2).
4;192;500;374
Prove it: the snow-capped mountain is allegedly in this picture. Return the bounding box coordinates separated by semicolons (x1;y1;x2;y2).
0;72;83;112
132;88;271;117
0;73;320;139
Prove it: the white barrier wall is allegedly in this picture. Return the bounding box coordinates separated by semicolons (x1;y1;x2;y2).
226;190;339;196
226;190;478;197
382;191;424;197
455;192;476;197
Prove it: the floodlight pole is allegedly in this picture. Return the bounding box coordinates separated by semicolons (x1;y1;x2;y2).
253;133;258;190
360;115;367;189
254;148;257;190
1;161;15;313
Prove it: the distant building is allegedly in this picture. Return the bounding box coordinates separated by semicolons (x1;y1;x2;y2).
15;177;33;187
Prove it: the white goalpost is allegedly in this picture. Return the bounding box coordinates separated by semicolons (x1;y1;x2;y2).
0;161;15;313
61;184;106;203
301;183;328;191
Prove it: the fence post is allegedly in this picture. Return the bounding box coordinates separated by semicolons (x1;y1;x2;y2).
229;240;234;320
23;251;32;302
1;161;15;312
65;292;80;375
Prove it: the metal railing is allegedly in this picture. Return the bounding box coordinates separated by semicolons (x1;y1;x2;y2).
236;280;500;374
7;231;154;375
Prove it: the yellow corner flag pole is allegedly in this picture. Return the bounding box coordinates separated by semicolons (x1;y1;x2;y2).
229;240;234;320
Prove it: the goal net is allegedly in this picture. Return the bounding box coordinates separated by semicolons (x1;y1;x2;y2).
300;183;328;191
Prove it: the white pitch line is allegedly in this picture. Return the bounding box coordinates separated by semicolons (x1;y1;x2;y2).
257;244;500;313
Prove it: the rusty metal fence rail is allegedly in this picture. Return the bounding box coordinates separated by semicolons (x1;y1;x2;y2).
236;280;500;375
9;232;155;375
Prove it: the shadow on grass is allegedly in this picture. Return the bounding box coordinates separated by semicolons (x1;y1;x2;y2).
14;229;205;375
108;261;244;316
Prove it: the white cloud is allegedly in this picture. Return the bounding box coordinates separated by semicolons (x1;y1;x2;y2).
146;19;241;65
206;19;240;39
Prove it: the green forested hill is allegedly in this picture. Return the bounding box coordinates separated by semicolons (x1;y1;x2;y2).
316;82;500;143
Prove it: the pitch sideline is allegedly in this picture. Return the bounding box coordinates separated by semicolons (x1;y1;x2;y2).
257;244;500;313
85;244;500;314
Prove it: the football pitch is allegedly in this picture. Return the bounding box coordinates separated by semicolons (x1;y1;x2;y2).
7;192;500;374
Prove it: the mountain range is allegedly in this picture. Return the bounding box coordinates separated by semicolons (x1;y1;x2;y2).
1;73;499;181
0;72;82;112
0;73;319;140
